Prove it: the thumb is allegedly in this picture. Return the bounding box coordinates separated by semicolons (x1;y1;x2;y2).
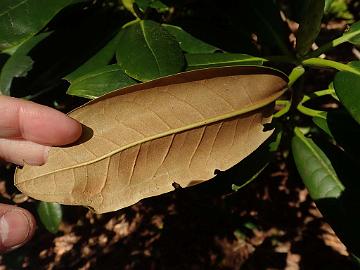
0;204;36;253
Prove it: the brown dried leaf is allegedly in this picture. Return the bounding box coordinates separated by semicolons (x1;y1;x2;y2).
15;66;287;213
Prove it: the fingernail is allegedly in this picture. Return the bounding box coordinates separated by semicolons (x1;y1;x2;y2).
42;146;50;163
0;210;30;249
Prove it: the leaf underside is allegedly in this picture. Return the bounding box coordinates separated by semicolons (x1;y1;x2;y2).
15;66;287;213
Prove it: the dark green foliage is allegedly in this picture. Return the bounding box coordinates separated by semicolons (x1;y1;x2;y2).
0;0;75;51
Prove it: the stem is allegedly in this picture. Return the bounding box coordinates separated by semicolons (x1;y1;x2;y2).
302;58;360;75
297;90;332;119
276;100;290;106
305;34;350;59
274;100;291;118
22;85;55;100
311;89;336;97
273;66;305;118
297;104;327;118
307;89;339;101
288;66;305;87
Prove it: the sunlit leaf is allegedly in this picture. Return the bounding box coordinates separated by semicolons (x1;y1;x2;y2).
116;20;185;81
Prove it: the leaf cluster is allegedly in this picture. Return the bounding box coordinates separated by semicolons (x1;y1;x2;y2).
1;1;360;264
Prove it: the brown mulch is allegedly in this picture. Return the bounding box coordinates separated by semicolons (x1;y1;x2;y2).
0;150;357;270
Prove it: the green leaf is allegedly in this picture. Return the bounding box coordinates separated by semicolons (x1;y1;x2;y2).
349;60;360;72
296;0;325;56
135;0;169;12
314;110;360;161
313;116;333;137
185;53;265;70
334;71;360;124
324;0;353;20
162;24;219;54
0;0;75;51
65;30;123;82
67;65;137;99
37;201;62;234
116;20;185;82
345;20;360;45
292;127;344;200
0;32;51;95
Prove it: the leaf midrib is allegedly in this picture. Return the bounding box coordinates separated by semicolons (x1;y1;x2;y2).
140;21;161;76
0;0;27;18
17;89;286;182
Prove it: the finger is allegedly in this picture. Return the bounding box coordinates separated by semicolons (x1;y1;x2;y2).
0;138;49;166
0;96;82;145
0;204;36;253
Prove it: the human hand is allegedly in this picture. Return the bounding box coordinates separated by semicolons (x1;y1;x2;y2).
0;96;82;252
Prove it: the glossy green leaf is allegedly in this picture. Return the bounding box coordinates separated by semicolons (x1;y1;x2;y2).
334;71;360;124
65;30;123;82
296;0;325;56
162;24;218;54
345;20;360;45
185;53;265;70
0;32;51;95
116;20;185;82
37;201;62;234
292;127;344;200
67;65;137;99
0;0;75;51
